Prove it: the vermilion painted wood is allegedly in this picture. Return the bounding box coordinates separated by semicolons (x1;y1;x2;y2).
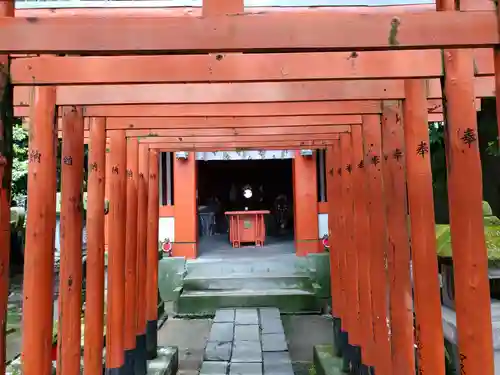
138;134;343;144
8;51;445;84
83;117;106;375
0;12;497;53
121;125;352;137
350;126;375;366
124;138;139;351
402;79;446;375
12;4;438;18
380;102;415;375
21;87;58;375
325;147;340;322
441;49;494;375
0;2;14;372
136;145;149;338
106;130;127;370
361;115;392;375
147;140;335;150
146;151;160;323
56;106;85;375
12;78;495;106
339;133;360;345
10;49;495;85
13;99;479;118
105;116;361;129
330;141;345;324
440;4;494;375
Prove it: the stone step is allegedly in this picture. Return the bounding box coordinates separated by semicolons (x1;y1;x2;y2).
176;289;320;316
185;256;309;279
183;274;313;291
147;347;179;375
313;345;343;375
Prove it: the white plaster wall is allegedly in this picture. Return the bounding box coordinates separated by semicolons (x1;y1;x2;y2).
158;217;175;243
318;213;328;238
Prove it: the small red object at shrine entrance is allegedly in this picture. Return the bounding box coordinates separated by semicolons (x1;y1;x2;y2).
225;210;270;248
161;239;172;256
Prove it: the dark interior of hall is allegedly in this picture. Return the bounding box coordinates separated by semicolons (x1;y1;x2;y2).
196;159;294;238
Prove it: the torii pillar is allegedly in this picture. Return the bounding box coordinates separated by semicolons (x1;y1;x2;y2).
172;0;246;259
0;1;14;371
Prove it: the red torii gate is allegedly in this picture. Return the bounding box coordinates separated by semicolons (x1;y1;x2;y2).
0;1;498;375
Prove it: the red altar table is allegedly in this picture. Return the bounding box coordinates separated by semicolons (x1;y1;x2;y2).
225;210;270;248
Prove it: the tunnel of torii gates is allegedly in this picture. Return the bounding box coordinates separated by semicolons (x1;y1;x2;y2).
0;0;500;374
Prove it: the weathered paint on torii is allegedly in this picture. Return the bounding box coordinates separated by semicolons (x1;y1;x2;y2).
7;49;496;84
0;0;497;375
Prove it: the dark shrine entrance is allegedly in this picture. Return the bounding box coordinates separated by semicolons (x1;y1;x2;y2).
196;156;295;257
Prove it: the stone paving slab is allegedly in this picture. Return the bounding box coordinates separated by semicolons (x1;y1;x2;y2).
204;341;232;362
235;309;259;325
263;358;294;375
208;323;234;342
260;318;284;334
231;341;263;363
259;308;281;321
263;352;294;375
214;309;236;323
200;308;293;375
229;363;263;375
200;361;229;375
234;324;260;341
262;333;288;352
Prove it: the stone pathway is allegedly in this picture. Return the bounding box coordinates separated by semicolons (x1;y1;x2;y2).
199;308;294;375
158;317;212;375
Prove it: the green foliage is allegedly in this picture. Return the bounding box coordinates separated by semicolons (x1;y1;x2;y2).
10;119;90;204
428;121;448;192
11;119;28;203
486;138;499;157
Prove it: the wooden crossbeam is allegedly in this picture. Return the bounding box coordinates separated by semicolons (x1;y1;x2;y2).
15;99;474;118
81;139;335;149
106;117;359;130
11;78;495;106
137;133;343;144
13;4;438;18
0;12;497;54
15;102;383;117
58;125;351;139
11;101;402;117
9;49;494;84
43;115;360;131
146;140;335;150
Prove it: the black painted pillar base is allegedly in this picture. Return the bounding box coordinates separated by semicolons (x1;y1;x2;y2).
134;334;148;375
349;345;362;374
339;327;352;372
123;348;136;375
339;331;350;373
369;366;376;375
105;365;126;375
332;317;342;357
146;320;158;360
358;365;371;375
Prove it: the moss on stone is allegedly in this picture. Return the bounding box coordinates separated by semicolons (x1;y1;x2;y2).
436;201;500;261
